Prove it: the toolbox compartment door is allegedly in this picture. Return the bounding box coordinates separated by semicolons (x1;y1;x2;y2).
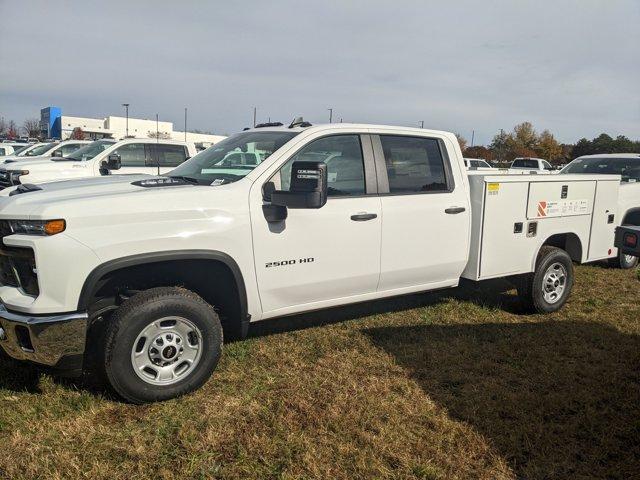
526;181;595;220
587;179;620;261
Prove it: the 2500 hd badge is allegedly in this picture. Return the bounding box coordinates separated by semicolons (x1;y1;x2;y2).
265;257;315;268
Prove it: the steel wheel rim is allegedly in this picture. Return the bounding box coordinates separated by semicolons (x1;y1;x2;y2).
131;316;203;386
542;262;567;304
623;254;636;265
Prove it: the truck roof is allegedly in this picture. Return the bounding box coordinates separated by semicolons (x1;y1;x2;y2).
576;153;640;159
246;122;458;139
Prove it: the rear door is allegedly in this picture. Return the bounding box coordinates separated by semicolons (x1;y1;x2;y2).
373;134;470;291
146;144;190;174
108;142;148;175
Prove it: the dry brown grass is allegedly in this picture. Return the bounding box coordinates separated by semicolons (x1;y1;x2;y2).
0;264;638;479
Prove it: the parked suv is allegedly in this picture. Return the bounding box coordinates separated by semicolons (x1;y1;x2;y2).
0;138;197;188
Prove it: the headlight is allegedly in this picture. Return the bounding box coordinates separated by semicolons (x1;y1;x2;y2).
6;219;66;236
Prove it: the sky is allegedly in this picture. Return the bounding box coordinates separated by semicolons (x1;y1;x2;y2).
0;0;638;145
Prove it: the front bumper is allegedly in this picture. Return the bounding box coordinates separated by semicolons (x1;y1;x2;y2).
0;305;88;369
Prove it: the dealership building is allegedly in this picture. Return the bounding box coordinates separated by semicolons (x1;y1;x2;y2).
39;106;225;145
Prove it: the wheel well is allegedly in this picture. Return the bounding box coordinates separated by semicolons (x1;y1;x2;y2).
541;233;583;262
622;208;640;226
81;256;247;337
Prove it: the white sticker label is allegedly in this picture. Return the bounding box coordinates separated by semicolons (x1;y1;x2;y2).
537;199;589;218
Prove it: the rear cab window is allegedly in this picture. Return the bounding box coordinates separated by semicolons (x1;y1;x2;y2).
378;135;451;193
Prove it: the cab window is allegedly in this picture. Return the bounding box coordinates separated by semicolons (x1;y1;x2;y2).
147;144;189;168
379;135;449;193
113;143;146;167
275;135;366;197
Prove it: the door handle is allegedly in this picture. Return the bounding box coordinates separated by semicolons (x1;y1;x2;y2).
350;213;377;221
445;207;466;214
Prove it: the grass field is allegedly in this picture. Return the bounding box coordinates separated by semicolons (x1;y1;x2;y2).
0;264;638;479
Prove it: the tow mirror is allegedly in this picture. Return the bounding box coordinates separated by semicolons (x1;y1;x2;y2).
263;161;328;222
51;150;63;158
104;153;121;170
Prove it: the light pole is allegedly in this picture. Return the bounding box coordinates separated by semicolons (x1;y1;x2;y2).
328;108;333;123
419;120;424;128
121;103;130;137
184;107;187;142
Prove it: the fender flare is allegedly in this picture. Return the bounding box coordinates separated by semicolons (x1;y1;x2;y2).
77;250;248;321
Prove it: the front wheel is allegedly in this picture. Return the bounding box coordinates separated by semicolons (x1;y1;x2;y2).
516;246;574;313
104;287;223;403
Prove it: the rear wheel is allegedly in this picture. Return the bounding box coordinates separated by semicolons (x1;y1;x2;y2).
608;249;639;269
517;246;574;313
104;287;222;403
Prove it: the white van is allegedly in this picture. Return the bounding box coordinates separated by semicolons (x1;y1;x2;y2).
0;138;198;188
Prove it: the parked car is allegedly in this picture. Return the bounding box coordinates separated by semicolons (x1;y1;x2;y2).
0;138;197;188
464;158;494;170
0;123;623;403
560;153;640;268
510;157;554;173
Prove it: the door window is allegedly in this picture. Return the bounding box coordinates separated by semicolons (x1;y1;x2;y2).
113;143;146;166
147;144;189;167
59;143;84;157
379;135;449;193
275;135;366;197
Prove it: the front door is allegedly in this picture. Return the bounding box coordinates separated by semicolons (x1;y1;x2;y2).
250;134;382;316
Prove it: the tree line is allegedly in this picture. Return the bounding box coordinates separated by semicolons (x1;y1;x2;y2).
457;122;640;165
0;117;41;139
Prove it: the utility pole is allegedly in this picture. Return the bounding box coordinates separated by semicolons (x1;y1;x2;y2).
184;107;187;142
156;114;160;176
419;120;424;129
328;108;333;123
253;107;257;127
121;103;130;137
471;129;475;147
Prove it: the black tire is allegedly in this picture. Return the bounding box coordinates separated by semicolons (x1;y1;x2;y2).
103;287;222;404
516;246;574;313
608;249;639;269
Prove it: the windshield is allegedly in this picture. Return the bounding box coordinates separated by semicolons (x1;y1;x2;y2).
61;139;117;161
561;157;640;182
24;142;56;156
167;131;299;184
11;145;29;155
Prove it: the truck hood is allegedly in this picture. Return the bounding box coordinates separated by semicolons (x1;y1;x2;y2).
0;157;67;170
0;175;219;219
1;155;50;165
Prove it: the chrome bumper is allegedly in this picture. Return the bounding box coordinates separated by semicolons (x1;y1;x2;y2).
0;305;88;369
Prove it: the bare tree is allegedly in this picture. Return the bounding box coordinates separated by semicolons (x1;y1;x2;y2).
7;121;18;139
22;118;41;138
0;117;7;137
454;133;468;152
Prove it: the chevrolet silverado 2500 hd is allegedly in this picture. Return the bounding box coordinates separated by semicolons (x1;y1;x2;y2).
0;123;622;403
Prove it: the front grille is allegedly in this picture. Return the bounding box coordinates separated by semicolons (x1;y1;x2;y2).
0;247;39;296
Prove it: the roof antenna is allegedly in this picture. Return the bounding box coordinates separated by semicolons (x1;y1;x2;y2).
288;116;312;129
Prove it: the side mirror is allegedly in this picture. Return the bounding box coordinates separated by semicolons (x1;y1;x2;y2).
270;161;328;209
103;153;121;171
51;150;63;158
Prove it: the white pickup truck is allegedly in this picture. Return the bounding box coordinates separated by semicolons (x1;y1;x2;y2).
0;138;197;188
0;123;622;403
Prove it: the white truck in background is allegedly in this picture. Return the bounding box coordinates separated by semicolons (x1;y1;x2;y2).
0;123;623;403
0;138;197;188
560;153;640;268
0;140;90;164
